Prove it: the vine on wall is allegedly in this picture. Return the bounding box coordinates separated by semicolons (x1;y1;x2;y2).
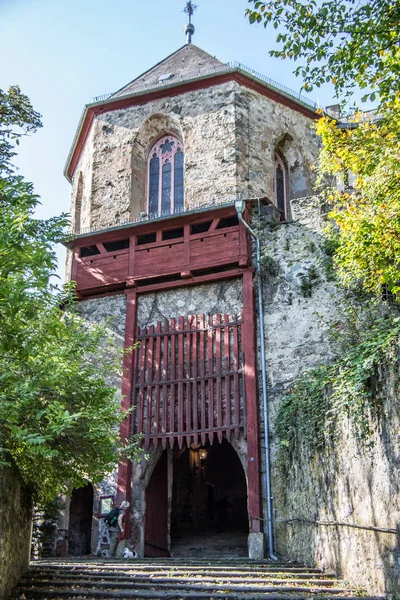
276;306;400;466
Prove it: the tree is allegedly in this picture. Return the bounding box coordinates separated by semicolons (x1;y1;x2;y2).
247;0;400;300
246;0;400;102
0;87;137;503
0;86;42;175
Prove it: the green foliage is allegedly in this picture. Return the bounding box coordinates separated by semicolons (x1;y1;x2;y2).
260;254;280;276
298;264;319;297
0;86;42;176
247;0;400;302
246;0;400;103
0;88;140;503
277;303;400;464
317;107;400;300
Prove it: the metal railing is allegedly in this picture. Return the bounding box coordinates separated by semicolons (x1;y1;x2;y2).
91;61;317;110
231;61;318;110
64;197;240;240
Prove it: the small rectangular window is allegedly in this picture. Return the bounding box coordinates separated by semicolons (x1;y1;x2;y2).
162;227;184;241
137;233;157;245
190;221;212;234
103;239;129;252
80;245;101;257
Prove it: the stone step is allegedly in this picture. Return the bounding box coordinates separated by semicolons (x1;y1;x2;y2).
13;559;382;600
15;584;355;598
28;560;324;573
14;590;379;600
19;576;341;588
24;570;336;581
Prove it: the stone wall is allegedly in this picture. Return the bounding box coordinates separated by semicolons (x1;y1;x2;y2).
276;363;400;596
137;279;243;329
252;203;338;530
69;81;319;233
71;81;239;231
0;463;32;600
256;202;400;594
235;90;319;203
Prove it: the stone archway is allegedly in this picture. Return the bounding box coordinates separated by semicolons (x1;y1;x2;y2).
170;437;248;556
68;483;93;555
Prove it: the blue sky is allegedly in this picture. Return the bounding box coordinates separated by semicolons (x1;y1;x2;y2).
1;0;337;276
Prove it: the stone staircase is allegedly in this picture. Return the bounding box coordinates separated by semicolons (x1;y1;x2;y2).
171;532;248;557
12;558;382;600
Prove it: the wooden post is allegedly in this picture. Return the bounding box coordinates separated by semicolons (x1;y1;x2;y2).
242;270;262;534
116;289;137;540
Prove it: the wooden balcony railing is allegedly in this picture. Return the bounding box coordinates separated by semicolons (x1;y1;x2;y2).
71;206;251;296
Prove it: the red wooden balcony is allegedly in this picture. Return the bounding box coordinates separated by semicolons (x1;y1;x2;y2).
69;206;251;296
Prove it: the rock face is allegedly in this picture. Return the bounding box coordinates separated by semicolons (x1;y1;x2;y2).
0;463;32;600
137;280;243;329
276;360;400;596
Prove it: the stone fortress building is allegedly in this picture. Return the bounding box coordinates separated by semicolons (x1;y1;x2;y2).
61;36;321;558
56;14;400;596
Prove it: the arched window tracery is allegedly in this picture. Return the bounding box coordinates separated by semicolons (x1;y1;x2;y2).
147;135;184;216
274;152;288;219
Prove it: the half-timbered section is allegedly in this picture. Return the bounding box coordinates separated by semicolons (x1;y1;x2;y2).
69;205;250;297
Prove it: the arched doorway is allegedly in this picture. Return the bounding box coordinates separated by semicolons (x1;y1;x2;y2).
171;438;248;556
68;483;93;555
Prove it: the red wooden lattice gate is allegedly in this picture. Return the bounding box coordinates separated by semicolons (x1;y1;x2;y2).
131;314;245;449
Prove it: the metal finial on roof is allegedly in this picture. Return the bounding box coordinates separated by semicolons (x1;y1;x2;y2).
183;0;197;44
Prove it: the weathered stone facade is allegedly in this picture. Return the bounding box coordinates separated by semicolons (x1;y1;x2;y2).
137;280;243;329
276;358;400;596
69;63;318;234
0;463;32;600
59;42;400;594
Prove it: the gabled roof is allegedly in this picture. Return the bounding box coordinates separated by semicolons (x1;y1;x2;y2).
112;45;228;98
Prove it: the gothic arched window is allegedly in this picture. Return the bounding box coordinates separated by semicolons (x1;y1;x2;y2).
147;135;184;216
274;153;288;218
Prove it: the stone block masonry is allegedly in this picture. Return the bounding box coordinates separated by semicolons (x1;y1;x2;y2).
255;204;400;595
0;463;32;600
69;81;319;235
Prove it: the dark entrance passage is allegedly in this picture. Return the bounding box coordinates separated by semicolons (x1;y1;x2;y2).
145;450;169;557
171;438;248;556
68;483;93;555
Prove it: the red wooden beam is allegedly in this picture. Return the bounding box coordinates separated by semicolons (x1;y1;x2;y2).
207;314;214;445
145;326;155;450
185;316;192;447
154;322;162;446
242;270;262;534
169;318;176;449
199;314;206;447
116;289;138;539
177;316;184;449
216;314;223;443
223;313;231;440
137;327;147;443
232;316;240;439
161;321;169;449
192;316;199;446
